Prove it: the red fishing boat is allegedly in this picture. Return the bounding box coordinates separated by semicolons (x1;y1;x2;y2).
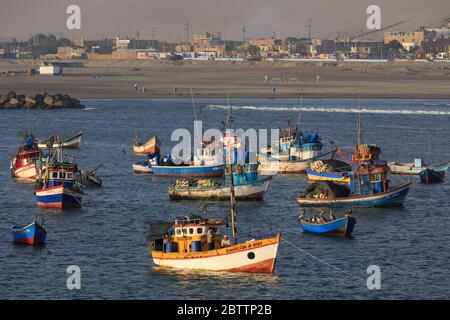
10;135;42;180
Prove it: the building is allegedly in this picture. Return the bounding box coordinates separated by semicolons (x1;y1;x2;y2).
39;62;62;76
248;34;283;57
193;32;225;58
384;30;425;51
57;46;86;59
116;39;130;51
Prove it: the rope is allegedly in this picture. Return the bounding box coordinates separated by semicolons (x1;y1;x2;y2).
282;238;365;282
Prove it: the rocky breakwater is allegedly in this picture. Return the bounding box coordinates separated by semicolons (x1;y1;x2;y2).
0;91;85;109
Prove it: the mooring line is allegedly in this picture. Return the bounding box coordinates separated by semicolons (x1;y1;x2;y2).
282;238;365;282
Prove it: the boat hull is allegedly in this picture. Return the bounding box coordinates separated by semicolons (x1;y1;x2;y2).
38;131;83;149
297;182;412;208
13;163;37;179
151;235;280;273
151;164;224;178
169;178;271;201
388;160;450;175
132;163;153;173
133;135;161;155
300;216;355;236
35;184;83;208
11;222;47;245
420;169;445;184
258;151;333;175
306;168;350;184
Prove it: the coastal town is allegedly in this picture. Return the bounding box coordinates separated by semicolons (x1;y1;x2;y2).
1;20;450;66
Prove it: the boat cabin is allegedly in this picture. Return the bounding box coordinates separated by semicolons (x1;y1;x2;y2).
351;144;381;163
13;149;41;168
350;162;390;195
289;142;323;161
150;215;228;254
224;163;259;185
38;162;78;188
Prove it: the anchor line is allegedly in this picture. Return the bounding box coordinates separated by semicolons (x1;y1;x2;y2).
282;238;365;282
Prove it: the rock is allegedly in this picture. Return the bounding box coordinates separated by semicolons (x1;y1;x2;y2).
0;95;8;105
43;95;54;106
25;96;37;105
8;98;20;107
6;91;16;99
52;100;65;108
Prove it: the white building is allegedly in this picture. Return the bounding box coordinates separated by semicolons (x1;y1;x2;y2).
39;62;63;76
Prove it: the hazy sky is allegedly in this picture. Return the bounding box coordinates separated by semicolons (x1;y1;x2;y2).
1;0;449;41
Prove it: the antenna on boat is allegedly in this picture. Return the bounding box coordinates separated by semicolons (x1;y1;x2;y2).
296;93;303;131
226;94;237;245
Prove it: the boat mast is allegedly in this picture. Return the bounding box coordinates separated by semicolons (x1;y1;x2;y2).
226;101;237;245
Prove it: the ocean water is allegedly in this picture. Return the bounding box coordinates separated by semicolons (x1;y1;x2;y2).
0;99;449;299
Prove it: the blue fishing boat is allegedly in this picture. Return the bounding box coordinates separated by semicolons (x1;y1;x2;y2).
35;151;84;208
420;169;445;184
11;220;47;245
298;181;411;208
298;214;356;236
151;163;224;178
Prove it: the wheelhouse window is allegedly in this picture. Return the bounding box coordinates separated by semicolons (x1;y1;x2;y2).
188;228;194;235
176;228;182;236
52;172;58;178
197;228;203;234
66;173;73;180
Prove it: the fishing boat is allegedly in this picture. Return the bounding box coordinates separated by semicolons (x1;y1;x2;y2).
132;161;153;173
10;135;42;180
258;135;335;175
148;215;281;273
148;107;280;273
298;212;356;236
35;151;84;208
37;131;83;149
76;165;103;187
388;159;450;175
419;169;445;184
298;181;411;208
11;220;47;245
298;115;412;208
169;163;271;200
150;139;224;178
133;135;161;155
306;158;352;184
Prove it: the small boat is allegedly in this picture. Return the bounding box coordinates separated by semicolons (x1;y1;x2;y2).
258;122;335;175
388;159;450;175
133;135;161;155
298;181;412;208
10;135;42;180
76;165;103;187
169;164;271;201
419;169;445;184
35;151;84;208
37;131;83;149
306;169;350;184
298;213;356;236
11;220;47;245
151;164;224;178
133;161;153;173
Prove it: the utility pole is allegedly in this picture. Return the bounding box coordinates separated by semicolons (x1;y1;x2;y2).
241;26;247;58
184;20;190;44
307;19;313;43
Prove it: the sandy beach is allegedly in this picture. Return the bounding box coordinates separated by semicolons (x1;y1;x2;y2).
1;59;450;99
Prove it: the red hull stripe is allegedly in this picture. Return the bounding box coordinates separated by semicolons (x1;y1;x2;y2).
220;258;276;273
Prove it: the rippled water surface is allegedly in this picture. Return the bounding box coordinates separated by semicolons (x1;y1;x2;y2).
0;99;449;299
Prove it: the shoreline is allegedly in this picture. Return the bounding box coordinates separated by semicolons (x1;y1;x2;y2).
1;59;450;100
